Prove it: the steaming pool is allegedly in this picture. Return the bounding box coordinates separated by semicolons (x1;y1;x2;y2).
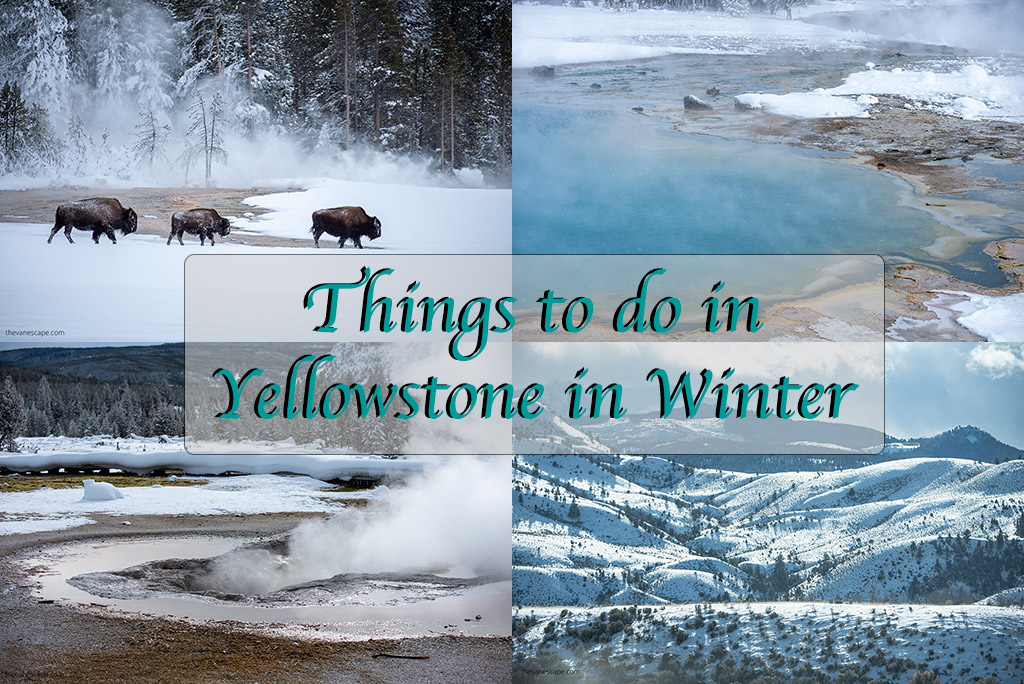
513;54;1024;288
20;536;511;640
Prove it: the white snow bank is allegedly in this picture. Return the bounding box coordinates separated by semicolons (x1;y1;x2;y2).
512;4;871;68
749;63;1024;122
828;64;1024;122
932;290;1024;342
81;479;123;501
3;436;426;481
234;176;511;253
0;473;369;536
735;91;869;118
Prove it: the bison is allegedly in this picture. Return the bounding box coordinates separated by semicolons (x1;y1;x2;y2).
47;198;138;244
310;206;381;248
167;208;231;246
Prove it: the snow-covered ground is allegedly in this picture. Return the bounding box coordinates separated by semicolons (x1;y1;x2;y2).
0;472;365;536
927;290;1024;341
0;223;278;344
232;176;511;252
1;435;424;482
888;289;1024;342
740;62;1024;121
0;178;509;344
516;601;1024;683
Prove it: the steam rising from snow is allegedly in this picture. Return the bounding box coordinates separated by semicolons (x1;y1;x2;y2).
200;458;511;595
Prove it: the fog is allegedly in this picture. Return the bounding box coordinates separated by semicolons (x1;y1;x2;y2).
199;457;511;595
803;1;1024;56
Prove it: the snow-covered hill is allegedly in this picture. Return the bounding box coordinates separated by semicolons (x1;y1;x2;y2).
514;445;1024;608
514;601;1024;683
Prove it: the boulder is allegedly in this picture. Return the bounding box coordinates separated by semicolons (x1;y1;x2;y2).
683;95;713;110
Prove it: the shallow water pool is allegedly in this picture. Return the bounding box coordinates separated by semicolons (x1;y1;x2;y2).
23;536;510;640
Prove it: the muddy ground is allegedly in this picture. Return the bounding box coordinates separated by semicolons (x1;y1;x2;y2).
0;513;511;684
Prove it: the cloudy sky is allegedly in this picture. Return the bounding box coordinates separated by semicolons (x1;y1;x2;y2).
886;343;1024;449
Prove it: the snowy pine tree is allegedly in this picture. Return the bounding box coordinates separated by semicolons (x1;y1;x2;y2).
0;376;27;452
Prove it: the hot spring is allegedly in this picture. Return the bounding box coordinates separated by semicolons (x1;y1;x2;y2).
19;459;511;639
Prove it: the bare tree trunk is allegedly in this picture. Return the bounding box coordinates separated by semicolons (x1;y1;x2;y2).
214;12;224;92
343;6;351;149
373;43;381;149
199;96;210;187
439;91;445;172
247;16;254;138
449;76;454;171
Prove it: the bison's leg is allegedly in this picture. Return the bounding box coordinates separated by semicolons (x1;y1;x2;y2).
209;231;216;246
199;232;206;246
64;226;75;244
312;228;322;248
47;222;63;244
353;236;363;249
100;225;117;244
177;230;185;246
166;230;174;246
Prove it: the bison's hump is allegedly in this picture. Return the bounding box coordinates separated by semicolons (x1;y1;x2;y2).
313;206;371;221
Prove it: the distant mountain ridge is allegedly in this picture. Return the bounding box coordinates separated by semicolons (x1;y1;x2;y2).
885;424;1024;463
0;344;184;386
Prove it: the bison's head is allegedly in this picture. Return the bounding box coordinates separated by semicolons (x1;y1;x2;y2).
121;208;138;235
218;217;231;236
370;216;381;240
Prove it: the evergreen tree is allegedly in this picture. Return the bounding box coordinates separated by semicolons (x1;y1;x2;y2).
0;0;73;120
1016;512;1024;539
0;80;30;170
0;376;27;452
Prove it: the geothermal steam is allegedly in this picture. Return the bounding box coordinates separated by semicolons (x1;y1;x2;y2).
198;457;511;595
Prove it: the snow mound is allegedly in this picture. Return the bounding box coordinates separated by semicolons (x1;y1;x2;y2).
82;479;124;501
734;92;868;118
739;64;1024;122
830;64;1024;122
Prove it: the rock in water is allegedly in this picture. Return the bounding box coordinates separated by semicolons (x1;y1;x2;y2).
683;95;713;110
532;65;555;78
706;87;721;96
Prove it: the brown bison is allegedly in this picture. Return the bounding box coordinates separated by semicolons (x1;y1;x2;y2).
310;206;381;248
167;208;231;246
47;198;138;244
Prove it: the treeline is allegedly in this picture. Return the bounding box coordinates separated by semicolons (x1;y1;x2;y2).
0;0;510;181
0;366;183;442
906;533;1024;603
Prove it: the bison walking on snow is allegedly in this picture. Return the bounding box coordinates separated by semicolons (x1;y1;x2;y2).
310;207;381;248
167;208;231;246
48;198;138;244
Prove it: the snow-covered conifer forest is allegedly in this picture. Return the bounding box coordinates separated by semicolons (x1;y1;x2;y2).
0;0;511;185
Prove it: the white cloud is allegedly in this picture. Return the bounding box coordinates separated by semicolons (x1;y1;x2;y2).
966;344;1024;378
